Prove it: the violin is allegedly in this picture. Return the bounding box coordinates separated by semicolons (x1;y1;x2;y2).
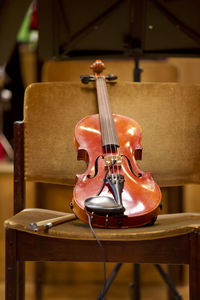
72;60;161;228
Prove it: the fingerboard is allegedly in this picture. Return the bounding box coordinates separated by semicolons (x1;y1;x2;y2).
96;76;119;150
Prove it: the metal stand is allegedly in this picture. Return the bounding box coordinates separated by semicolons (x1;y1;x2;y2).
130;264;141;300
133;58;143;82
155;264;182;300
131;58;142;300
96;58;183;300
131;59;182;300
97;263;123;300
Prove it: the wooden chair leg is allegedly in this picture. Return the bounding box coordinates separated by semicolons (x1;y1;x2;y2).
35;262;45;300
5;228;17;300
133;264;141;300
167;186;184;293
189;231;200;300
18;262;25;300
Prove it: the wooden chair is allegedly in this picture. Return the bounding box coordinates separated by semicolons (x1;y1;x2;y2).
5;81;200;300
41;58;181;293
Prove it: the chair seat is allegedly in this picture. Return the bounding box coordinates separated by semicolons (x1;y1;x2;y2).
5;208;200;241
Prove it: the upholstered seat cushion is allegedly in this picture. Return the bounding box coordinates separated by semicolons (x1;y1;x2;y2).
5;209;200;241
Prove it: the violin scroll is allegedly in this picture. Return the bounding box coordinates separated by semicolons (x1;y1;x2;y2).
81;59;117;84
90;60;105;75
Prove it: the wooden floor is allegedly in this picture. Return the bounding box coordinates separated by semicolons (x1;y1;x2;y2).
1;281;189;299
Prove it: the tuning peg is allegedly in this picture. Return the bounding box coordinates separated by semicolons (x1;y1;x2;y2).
80;75;95;84
106;74;118;81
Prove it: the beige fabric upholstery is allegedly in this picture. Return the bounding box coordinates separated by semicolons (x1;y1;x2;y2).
5;208;200;241
24;82;200;186
42;59;178;82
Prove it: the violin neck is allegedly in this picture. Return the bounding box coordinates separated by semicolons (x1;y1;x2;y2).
96;75;119;150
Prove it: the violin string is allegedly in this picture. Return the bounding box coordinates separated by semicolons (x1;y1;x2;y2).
101;76;120;176
97;76;109;161
102;75;119;176
100;76;116;178
97;76;110;163
100;76;114;174
96;76;110;199
99;76;112;154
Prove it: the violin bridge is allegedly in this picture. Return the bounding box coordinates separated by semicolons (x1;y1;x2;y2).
104;155;123;167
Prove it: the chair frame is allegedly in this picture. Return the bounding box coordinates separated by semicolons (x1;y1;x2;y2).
5;122;200;300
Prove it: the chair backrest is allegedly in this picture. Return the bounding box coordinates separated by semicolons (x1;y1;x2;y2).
42;59;178;82
24;81;200;187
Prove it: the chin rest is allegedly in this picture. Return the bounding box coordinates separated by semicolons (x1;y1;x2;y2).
85;196;125;216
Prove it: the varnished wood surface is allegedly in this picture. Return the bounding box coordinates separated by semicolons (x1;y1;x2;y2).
73;113;161;228
14;230;189;264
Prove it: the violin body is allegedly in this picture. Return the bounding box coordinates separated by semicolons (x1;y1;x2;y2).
72;60;161;228
72;113;161;228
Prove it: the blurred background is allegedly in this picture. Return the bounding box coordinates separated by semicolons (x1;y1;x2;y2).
1;0;200;299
